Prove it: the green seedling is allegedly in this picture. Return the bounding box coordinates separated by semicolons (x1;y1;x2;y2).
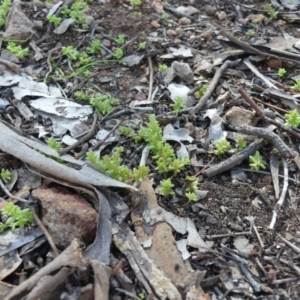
71;12;86;25
132;166;149;183
60;0;88;29
159;179;175;196
0;202;34;232
42;137;64;163
0;0;11;28
194;85;207;99
283;16;292;23
130;0;141;6
119;126;135;137
113;48;124;59
249;151;267;171
77;52;91;66
83;70;91;77
185;192;198;202
278;68;286;77
161;12;169;19
138;291;146;300
245;29;255;37
74;90;89;101
87;40;101;54
285;109;300;127
61;5;70;16
158;64;168;72
115;34;126;45
292;79;300;91
71;0;87;11
214;139;231;156
185;175;198;192
47;15;62;28
263;3;278;20
62;46;80;60
7;42;29;59
252;18;260;24
138;115;190;174
46;137;62;151
170;96;186;114
236;137;247;150
89;93;120;115
138;42;146;50
86;147;149;183
1;169;11;183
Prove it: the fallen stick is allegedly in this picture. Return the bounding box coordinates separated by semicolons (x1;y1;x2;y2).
189;59;241;115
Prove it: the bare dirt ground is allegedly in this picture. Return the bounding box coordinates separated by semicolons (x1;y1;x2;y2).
1;0;300;299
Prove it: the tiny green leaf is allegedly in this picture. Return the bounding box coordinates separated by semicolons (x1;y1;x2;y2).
285;109;300;127
249;151;267;171
159;179;175;196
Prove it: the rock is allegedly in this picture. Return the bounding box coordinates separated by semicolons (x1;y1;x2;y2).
164;61;194;84
217;11;227;21
151;0;163;13
102;39;111;48
225;106;258;127
1;49;19;63
194;60;213;75
205;5;215;16
82;7;93;15
4;2;35;43
151;20;160;28
85;15;95;27
32;20;43;31
179;17;191;25
32;187;97;248
166;29;176;38
238;18;249;26
175;27;184;35
265;57;282;69
200;29;213;41
31;0;46;8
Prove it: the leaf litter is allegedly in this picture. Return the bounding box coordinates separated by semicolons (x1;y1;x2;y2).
1;0;300;299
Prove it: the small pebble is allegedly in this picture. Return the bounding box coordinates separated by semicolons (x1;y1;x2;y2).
150;0;163;14
179;17;191;25
175;27;184;35
166;29;176;37
102;39;111;48
85;16;95;27
200;29;213;41
205;5;215;16
151;20;160;28
217;11;227;21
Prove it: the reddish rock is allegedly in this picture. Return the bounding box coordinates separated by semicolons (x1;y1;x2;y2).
32;187;97;248
265;57;282;69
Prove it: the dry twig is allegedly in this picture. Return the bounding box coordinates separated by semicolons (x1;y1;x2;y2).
189;59;241;115
269;159;289;230
239;88;300;141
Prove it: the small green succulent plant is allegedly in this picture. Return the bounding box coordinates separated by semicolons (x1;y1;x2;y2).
0;202;34;232
249;151;267;171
